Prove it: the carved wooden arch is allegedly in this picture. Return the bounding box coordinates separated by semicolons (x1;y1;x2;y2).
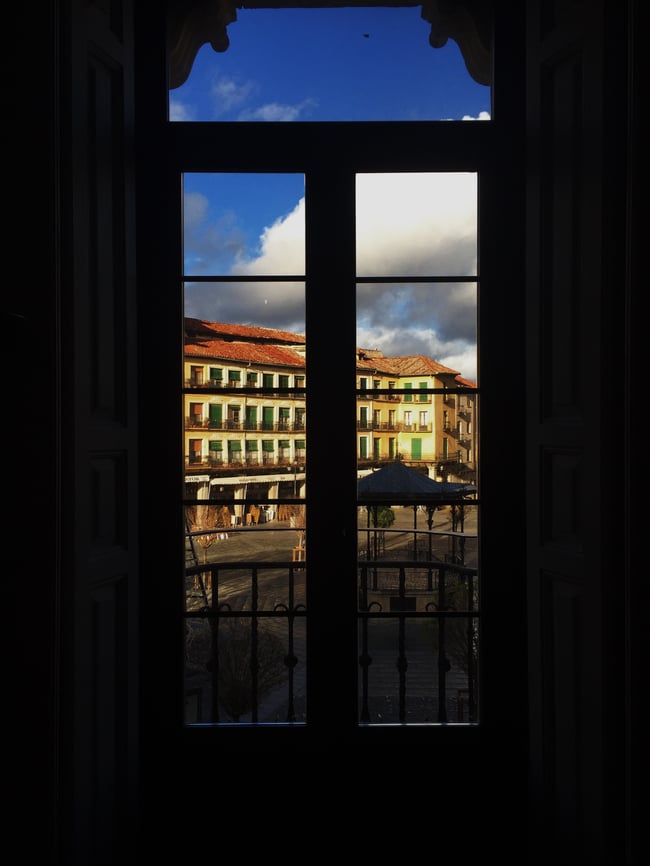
166;0;493;90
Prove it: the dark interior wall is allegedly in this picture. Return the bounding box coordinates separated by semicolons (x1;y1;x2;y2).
6;2;61;857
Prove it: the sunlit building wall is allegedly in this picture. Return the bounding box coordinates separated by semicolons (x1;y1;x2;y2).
184;319;476;488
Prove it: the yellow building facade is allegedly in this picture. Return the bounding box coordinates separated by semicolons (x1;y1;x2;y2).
183;318;477;492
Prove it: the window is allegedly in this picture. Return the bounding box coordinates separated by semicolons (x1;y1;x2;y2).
174;5;500;740
208;404;222;428
359;407;368;429
262;407;274;430
359;436;368;459
245;406;258;430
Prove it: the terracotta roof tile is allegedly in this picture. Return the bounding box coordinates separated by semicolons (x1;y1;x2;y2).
389;355;461;377
184;320;474;382
185;317;305;346
185;338;305;368
454;374;477;388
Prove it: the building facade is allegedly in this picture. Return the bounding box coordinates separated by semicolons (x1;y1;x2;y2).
184;316;478;499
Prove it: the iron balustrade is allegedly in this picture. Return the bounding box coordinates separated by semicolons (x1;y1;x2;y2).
183;529;478;725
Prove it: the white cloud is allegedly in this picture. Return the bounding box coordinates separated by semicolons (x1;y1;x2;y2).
169;99;195;122
211;76;256;114
183;191;247;273
461;110;491;121
356;173;477;276
232;199;305;274
184;191;209;231
237;98;318;122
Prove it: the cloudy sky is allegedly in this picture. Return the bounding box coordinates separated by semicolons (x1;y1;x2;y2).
172;7;490;383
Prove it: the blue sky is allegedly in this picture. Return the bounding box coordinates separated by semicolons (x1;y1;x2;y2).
172;7;490;383
170;7;490;123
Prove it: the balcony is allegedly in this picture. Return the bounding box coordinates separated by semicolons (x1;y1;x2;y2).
184;379;307;398
357;420;403;432
183;514;478;725
402;423;432;433
184;456;306;471
185;418;307;432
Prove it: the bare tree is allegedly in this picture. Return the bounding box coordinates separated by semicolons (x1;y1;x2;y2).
208;618;288;722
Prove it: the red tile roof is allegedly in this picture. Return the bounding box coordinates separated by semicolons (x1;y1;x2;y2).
185;317;305;346
185;338;305;369
454;374;478;388
388;355;461;377
184;319;475;384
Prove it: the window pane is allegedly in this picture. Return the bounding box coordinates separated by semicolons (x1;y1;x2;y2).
183;173;305;279
356;172;478;277
169;8;491;123
183;173;307;725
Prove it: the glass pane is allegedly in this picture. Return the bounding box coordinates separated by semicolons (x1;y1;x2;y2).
356;280;477;384
183;173;305;278
355;171;479;725
169;7;491;123
183;173;307;725
356;172;478;277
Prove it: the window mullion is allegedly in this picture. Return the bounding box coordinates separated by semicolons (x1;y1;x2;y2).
305;166;359;729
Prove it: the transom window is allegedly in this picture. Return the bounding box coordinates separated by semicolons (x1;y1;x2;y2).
169;6;492;123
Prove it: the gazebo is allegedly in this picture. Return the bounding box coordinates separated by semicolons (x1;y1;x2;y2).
358;460;477;560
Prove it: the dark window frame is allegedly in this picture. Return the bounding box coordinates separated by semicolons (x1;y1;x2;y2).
156;8;527;754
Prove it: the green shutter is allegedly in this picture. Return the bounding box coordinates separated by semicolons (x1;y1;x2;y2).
419;382;427;401
245;440;258;452
295;440;305;449
411;439;422;459
404;382;413;402
209;440;222;451
229;440;241;452
209;367;223;380
262;440;274;452
279;440;290;448
229;370;241;381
